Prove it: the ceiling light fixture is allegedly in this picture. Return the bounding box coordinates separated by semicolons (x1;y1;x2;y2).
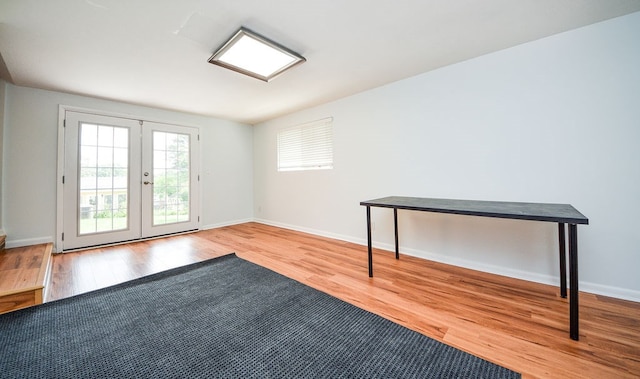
208;27;305;82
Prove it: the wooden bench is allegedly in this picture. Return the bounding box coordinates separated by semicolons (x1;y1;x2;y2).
0;243;53;314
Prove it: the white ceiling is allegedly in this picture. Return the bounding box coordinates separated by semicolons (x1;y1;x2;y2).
1;0;639;125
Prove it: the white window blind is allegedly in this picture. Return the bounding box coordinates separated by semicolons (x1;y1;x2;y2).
277;117;333;172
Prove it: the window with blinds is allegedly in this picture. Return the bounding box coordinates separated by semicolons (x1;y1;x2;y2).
277;117;333;172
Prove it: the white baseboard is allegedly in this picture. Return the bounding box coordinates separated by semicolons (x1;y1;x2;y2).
253;218;360;245
6;236;54;249
252;218;640;303
201;218;254;231
580;282;640;303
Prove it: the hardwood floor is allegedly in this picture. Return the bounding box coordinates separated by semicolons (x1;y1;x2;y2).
47;222;640;378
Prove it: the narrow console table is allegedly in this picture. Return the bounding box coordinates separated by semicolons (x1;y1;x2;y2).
360;196;588;340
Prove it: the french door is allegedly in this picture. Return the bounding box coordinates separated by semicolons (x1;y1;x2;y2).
61;111;199;250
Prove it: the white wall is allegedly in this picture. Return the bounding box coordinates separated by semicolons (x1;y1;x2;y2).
0;80;6;231
254;12;640;301
2;84;254;248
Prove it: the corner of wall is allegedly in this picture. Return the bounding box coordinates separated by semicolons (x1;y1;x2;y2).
0;79;7;231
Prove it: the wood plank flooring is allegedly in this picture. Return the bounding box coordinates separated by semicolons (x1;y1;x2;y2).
0;243;53;313
47;222;640;378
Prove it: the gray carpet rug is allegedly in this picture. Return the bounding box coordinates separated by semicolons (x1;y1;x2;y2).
0;254;520;378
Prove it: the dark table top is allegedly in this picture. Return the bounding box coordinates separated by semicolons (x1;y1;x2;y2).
360;196;588;224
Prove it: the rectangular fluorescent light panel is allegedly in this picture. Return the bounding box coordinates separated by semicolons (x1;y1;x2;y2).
208;27;305;82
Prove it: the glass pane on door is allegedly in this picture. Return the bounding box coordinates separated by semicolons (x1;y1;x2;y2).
152;131;190;226
78;123;129;234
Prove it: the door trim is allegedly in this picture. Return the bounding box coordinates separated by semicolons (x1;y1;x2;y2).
56;105;201;252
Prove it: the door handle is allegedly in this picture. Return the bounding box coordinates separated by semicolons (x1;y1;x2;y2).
143;181;154;185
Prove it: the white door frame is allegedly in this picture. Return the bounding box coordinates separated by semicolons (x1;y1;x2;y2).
56;105;200;252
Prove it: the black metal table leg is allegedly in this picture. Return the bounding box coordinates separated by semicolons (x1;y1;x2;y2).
367;206;373;277
394;208;399;259
569;223;579;340
559;223;567;298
